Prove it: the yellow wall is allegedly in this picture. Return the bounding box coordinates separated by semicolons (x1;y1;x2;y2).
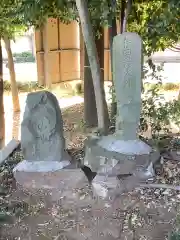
35;18;114;86
35;18;80;87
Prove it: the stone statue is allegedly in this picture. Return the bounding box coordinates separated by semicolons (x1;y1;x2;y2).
113;32;142;140
21;91;67;162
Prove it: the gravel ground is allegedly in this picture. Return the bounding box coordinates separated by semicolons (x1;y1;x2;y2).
1;103;180;239
0;141;180;239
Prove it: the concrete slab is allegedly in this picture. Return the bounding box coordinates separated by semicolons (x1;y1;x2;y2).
0;139;20;166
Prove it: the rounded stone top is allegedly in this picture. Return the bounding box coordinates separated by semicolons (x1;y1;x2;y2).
97;136;152;155
13;160;70;173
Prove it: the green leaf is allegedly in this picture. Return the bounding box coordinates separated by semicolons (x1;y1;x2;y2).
0;212;13;224
170;232;180;240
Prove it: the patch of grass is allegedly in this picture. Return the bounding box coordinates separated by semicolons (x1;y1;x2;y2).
73;82;84;95
144;83;180;92
51;81;84;98
169;232;180;240
162;83;179;91
3;81;11;92
3;80;46;93
3;51;35;64
3;80;83;98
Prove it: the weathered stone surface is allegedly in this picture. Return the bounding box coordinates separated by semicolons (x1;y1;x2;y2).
13;91;81;198
13;160;70;173
84;137;159;175
84;33;160;178
21;91;70;162
92;174;120;198
13;167;88;201
98;136;151;155
84;137;136;173
113;32;142;141
92;170;152;199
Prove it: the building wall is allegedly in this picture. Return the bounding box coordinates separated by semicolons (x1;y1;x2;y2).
35;18;116;86
36;18;180;86
35;18;80;87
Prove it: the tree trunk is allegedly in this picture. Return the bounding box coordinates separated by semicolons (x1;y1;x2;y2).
95;26;110;128
27;33;36;57
109;17;117;120
122;0;132;32
178;88;180;101
81;23;97;127
120;0;126;33
84;45;98;127
43;21;51;89
80;26;84;82
84;25;109;128
0;39;5;148
76;0;109;134
4;36;20;112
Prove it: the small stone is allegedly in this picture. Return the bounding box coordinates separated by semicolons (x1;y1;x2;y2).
163;189;171;195
92;174;119;199
120;230;134;240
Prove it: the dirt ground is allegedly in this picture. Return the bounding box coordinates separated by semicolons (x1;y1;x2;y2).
1;94;180;239
0;135;180;240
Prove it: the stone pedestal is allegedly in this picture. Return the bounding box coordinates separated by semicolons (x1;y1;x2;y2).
13;91;81;201
13;160;88;202
84;135;160;178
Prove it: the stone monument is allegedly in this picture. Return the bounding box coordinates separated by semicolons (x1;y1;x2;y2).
21;90;69;163
13;91;88;198
84;32;160;185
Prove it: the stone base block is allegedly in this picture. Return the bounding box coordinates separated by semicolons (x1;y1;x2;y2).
13;160;88;201
92;172;150;199
84;135;160;175
92;174;120;199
